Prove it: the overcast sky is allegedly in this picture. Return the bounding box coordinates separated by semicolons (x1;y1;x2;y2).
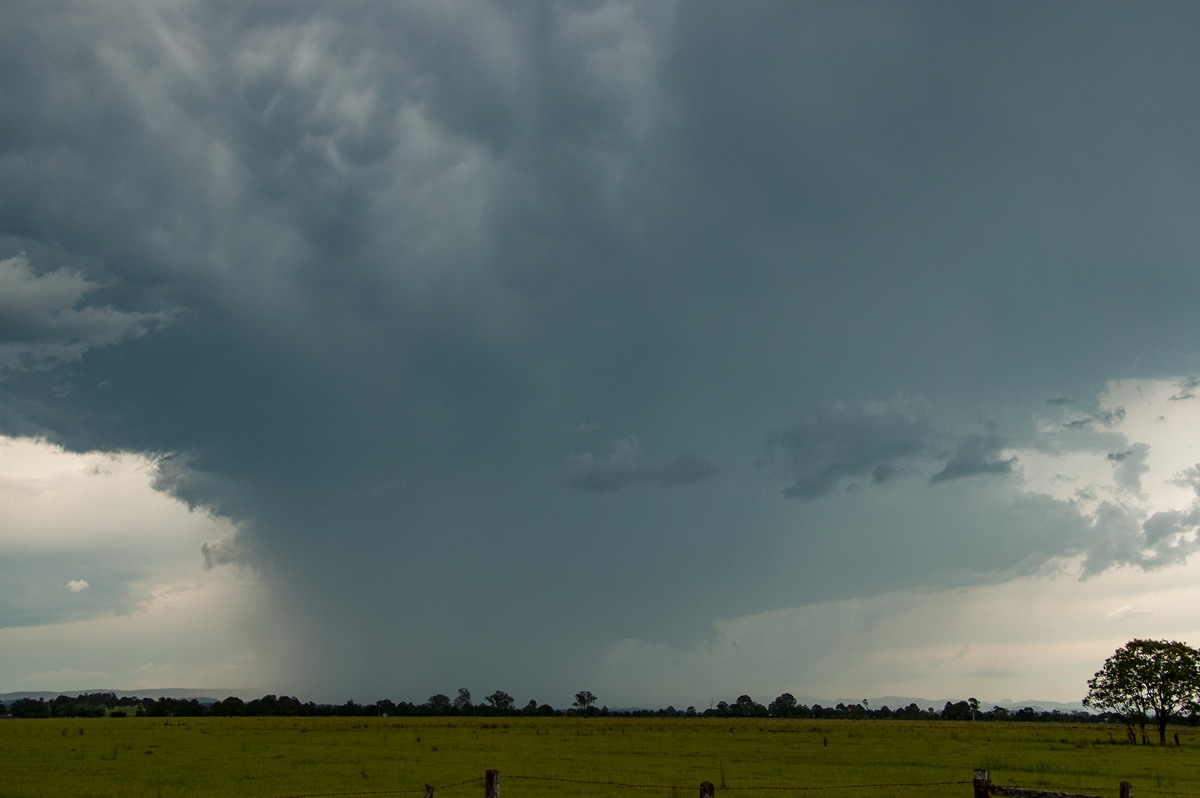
4;1;1200;710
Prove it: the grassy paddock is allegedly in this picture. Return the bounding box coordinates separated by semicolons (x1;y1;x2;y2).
4;716;1200;798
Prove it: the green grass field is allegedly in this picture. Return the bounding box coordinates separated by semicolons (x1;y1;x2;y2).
4;717;1200;798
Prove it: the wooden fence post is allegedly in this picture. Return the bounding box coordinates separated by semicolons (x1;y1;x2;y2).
973;769;991;798
1120;782;1133;798
484;769;499;798
700;781;715;798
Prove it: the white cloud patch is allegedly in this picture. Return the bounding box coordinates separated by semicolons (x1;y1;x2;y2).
1105;604;1147;623
5;570;266;693
3;450;267;692
1011;379;1200;575
0;254;171;370
0;436;252;631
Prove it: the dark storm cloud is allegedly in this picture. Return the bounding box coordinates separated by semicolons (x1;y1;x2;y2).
5;0;1200;701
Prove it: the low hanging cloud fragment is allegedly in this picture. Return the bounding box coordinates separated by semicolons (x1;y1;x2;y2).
0;254;171;370
1107;443;1150;495
562;436;716;492
1080;501;1200;576
1062;456;1200;577
1169;376;1200;401
1128;468;1200;567
767;400;941;499
200;533;249;570
769;401;1020;498
1138;511;1200;570
929;437;1017;485
1061;405;1127;431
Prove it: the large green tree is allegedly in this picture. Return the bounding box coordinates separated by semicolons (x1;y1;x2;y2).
213;696;245;717
768;692;798;717
1084;638;1200;745
484;690;514;712
573;690;597;714
424;694;452;715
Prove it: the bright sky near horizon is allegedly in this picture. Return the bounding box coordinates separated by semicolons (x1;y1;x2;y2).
4;1;1200;710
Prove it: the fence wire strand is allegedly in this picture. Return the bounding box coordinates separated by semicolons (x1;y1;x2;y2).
509;774;973;791
724;781;972;791
509;773;686;790
276;791;422;798
277;776;483;798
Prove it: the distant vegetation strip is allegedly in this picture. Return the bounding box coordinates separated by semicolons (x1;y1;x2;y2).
1;690;1124;724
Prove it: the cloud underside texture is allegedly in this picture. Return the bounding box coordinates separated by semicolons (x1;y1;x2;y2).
4;2;1200;698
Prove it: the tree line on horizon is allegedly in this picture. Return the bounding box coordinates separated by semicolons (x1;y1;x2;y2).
2;688;1112;725
9;638;1199;739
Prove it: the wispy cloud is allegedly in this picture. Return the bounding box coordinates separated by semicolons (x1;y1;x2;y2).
563;437;715;492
